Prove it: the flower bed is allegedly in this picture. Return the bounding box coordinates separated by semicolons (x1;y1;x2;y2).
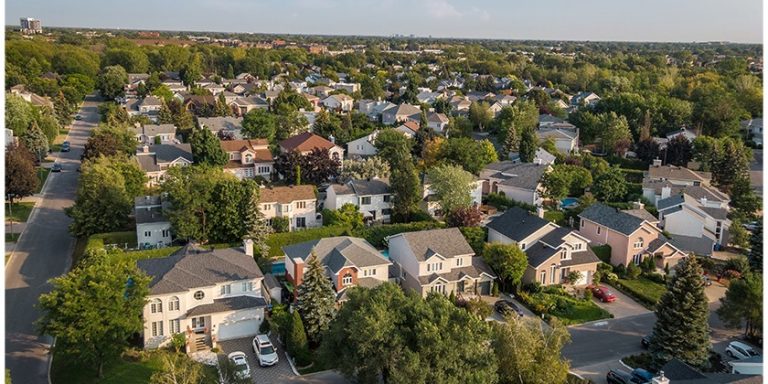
516;286;612;325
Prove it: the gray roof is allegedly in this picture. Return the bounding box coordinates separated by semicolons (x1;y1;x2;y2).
417;257;496;284
140;96;163;107
579;203;650;236
622;208;659;223
198;117;244;132
136;144;193;172
538;227;575;248
661;358;761;384
700;206;728;220
138;245;265;295
186;295;268;316
560;248;601;267
392;227;475;261
658;195;686;210
350;179;390;196
667;235;713;256
486;207;550;242
524;243;559;268
263;273;281;290
135;207;169;224
537;127;577;140
282;237;390;273
143;124;177;136
488;163;549;191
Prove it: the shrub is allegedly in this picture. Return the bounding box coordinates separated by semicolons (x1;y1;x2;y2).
591;245;612;263
724;255;750;274
271;217;290;233
170;333;186;353
583;289;593;301
485;193;536;212
523;282;543;294
614;263;627;277
644;272;666;284
640;256;656;274
463;297;492;319
622;353;654;371
605;272;619;282
626;263;642;279
266;225;348;257
287;311;310;366
351;221;445;248
459;226;487;256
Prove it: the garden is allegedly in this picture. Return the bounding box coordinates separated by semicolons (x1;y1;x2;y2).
515;283;612;325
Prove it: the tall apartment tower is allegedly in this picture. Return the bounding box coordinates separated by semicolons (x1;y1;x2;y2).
20;18;43;34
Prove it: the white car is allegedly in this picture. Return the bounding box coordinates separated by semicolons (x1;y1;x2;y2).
252;334;279;367
726;341;760;360
227;351;251;379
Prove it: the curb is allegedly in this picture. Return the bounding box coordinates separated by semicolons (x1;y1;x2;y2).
284;351;300;376
619;359;633;370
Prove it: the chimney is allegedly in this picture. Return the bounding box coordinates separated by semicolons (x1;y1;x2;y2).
652;371;669;384
652;158;662;167
328;134;336;144
536;206;545;218
661;186;671;199
142;145;149;153
700;197;707;206
243;238;254;257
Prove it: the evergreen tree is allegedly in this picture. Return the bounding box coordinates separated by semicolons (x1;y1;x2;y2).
189;128;228;166
287;310;310;365
241;180;272;259
21;120;49;161
665;135;693;166
390;162;421;222
518;126;537;163
502;124;520;155
717;272;762;338
748;222;762;272
296;253;336;343
650;257;710;368
215;92;230;117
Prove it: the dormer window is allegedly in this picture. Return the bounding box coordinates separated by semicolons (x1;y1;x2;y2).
573;243;582;251
342;273;353;286
244;153;253;164
560;250;569;260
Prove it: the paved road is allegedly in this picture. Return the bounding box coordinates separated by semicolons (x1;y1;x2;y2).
5;97;99;384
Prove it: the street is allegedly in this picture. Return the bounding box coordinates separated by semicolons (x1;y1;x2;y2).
5;96;99;384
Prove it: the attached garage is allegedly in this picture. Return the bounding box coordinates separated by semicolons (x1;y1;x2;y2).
217;318;261;341
478;281;492;295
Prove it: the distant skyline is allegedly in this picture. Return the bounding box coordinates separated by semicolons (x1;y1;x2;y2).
6;0;764;43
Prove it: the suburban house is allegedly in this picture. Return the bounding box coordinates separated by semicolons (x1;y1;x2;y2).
570;91;601;108
657;192;731;248
184;95;218;115
742;118;763;145
333;82;361;94
230;96;269;116
325;179;393;223
508;148;556;165
10;84;54;109
135;196;172;249
135;144;194;186
487;207;600;286
138;241;268;351
642;177;729;207
138;96;163;117
220;139;274;180
322;94;354;112
279;132;345;160
537;126;579;153
421;176;483;218
198;117;244;140
386;228;497;298
644;161;712;187
346;130;380;158
259;185;320;231
449;96;472;113
133;124;177;144
427;112;449;133
283;237;392;301
395;121;421;138
381;103;421;125
480;161;551;206
125;73;150;96
578;203;687;269
358;99;396;121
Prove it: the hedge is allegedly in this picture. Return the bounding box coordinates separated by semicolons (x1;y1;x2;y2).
266;225;349;257
621;169;645;183
484;193;536;212
85;231;137;253
352;221;446;248
606;156;648;170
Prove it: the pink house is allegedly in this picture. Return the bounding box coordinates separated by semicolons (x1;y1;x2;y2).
578;203;687;270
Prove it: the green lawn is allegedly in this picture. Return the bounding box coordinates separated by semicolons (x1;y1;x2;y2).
516;288;612;325
36;167;51;193
6;202;35;222
5;233;20;242
612;277;667;308
543;210;565;225
51;350;219;384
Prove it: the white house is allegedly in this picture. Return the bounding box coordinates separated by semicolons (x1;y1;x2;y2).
220;139;273;180
480;161;551;207
386;228;496;298
322;94;354;112
283;237;391;301
133;124;177;144
259;185;320;231
346;131;380;158
537;127;579;153
325;179;393;223
138;96;163;118
138;242;268;351
658;193;731;248
135;196;172;249
135;144;194;186
427;112;449;134
645;161;712;187
332;82;361;94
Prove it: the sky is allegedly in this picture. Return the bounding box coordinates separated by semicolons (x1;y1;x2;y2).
6;0;764;43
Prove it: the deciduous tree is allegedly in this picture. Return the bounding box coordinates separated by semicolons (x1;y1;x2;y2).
5;144;39;203
189;127;228;166
242;109;277;141
97;65;129;100
426;164;474;215
492;318;571;384
482;243;528;291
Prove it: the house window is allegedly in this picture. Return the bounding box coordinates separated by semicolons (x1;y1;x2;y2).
244;154;253;163
296;201;307;209
383;195;392;203
430;283;446;294
281;204;291;212
144;231;152;238
245;168;254;177
573;243;582;251
162;229;171;238
342;273;353;286
168;296;179;311
296;217;306;228
427;262;443;272
597;226;601;235
151;321;164;337
220;284;231;295
242;282;253;292
194;291;205;300
150;298;163;313
581;220;585;228
540;271;546;284
456;258;463;267
169;319;180;334
263;204;272;211
634;237;644;249
361;196;372;205
363;269;377;277
382;208;392;216
633;254;643;265
258;166;271;174
520;243;526;250
560;250;568;260
229;153;236;160
550;264;557;284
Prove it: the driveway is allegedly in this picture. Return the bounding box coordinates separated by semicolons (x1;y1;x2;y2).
591;287;650;319
5;96;100;384
218;336;296;384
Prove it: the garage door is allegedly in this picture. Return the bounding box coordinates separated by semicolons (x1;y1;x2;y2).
478;281;491;295
217;319;261;341
576;271;589;286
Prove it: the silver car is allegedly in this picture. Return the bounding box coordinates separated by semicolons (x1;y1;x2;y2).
227;351;251;379
252;334;279;367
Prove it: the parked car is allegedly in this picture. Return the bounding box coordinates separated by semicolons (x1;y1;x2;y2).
631;368;654;383
74;114;82;120
701;274;712;286
252;334;279;367
591;285;617;303
743;221;760;231
226;351;250;379
641;335;652;349
494;300;524;317
51;163;62;172
61;141;70;152
606;369;635;384
726;341;760;360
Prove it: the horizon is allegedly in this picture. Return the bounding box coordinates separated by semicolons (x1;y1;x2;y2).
7;0;763;44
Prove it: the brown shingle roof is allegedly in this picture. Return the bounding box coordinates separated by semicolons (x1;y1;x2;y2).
279;132;336;152
259;185;315;204
648;165;711;183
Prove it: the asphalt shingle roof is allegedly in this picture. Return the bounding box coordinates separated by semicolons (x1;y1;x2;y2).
393;227;475;261
416;257;496;284
486;162;549;191
668;235;713;256
282;237;390;272
486;207;550;242
186;295;268;316
579;203;649;236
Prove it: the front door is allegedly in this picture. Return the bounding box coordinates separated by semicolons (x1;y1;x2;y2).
192;317;206;332
457;280;465;293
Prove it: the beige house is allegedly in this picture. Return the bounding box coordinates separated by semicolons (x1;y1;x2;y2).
578;203;687;269
387;228;496;298
220;139;273;180
487;207;600;286
135;144;194;186
259;185;320;231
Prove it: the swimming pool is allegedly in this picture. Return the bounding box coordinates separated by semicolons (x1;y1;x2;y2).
380;250;390;259
271;261;286;276
561;197;579;208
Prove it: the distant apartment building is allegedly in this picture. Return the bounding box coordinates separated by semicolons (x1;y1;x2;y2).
20;18;42;34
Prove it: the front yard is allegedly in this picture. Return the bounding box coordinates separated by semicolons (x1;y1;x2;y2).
6;202;35;222
610;277;667;309
516;285;612;325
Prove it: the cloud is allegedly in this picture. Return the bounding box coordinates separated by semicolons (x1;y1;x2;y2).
470;6;491;21
425;0;462;19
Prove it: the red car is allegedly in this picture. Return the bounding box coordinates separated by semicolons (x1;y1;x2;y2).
591;285;617;303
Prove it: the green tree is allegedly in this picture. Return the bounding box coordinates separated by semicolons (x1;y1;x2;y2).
5;144;39;204
593;166;627;202
728;219;750;248
161;166;230;243
296;253;337;343
20;120;49;162
287;310;311;366
482;243;528;291
438;137;499;174
82;124;136;160
323;203;364;229
340;157;390;181
242;109;277;141
665;135;693;166
748;222;762;272
97;65;129;100
598;112;633;156
37;257;150;378
650;257;710;368
149;352;204;384
518;126;538;163
469;101;493;131
716;272;762;339
5;93;35;136
390;161;421;222
189;128;228;166
242;181;272;259
215;92;230;117
426;164;474;215
541;164;593;200
711;137;752;194
493;319;571;384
